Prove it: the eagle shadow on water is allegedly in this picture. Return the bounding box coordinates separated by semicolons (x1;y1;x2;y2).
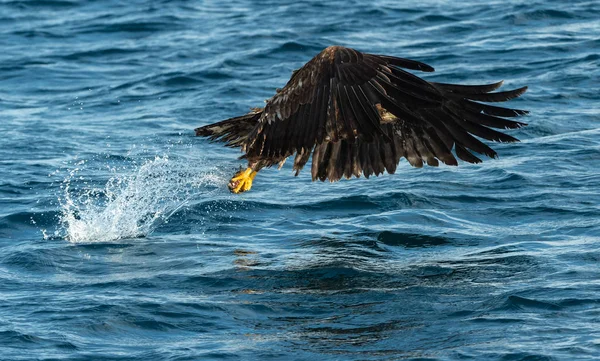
195;46;528;193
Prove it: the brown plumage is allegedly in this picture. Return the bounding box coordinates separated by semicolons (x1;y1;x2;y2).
195;46;528;192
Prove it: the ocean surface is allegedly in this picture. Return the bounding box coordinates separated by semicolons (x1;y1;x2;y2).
1;0;599;360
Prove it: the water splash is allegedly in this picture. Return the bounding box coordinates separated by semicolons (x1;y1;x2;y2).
57;155;225;243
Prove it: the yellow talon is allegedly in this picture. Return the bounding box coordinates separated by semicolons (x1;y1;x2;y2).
228;168;257;194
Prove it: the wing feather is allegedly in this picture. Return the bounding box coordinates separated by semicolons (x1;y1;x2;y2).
464;100;529;118
432;81;504;94
459;86;528;102
335;83;357;142
455;144;482;163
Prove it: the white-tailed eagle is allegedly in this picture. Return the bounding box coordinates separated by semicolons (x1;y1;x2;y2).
195;46;528;193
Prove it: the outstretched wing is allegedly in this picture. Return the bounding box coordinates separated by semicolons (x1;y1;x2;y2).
195;109;261;148
302;79;528;182
245;45;440;158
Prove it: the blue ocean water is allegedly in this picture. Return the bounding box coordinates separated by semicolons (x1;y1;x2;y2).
1;0;599;359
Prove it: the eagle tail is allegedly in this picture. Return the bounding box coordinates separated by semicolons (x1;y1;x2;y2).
195;110;261;148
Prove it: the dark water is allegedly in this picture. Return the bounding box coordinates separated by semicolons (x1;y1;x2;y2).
1;0;599;359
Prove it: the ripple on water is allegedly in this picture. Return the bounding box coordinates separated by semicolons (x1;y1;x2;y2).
1;0;600;360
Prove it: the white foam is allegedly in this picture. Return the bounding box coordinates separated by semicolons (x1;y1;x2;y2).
57;154;224;243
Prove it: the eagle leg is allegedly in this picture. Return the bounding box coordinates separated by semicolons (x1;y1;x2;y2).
228;167;258;194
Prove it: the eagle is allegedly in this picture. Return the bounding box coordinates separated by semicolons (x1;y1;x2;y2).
195;46;528;193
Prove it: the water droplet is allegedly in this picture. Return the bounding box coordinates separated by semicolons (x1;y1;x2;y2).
58;155;225;243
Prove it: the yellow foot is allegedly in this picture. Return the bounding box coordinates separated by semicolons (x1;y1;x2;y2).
228;168;257;194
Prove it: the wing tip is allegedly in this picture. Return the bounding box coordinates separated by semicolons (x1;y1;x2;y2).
491;80;504;91
194;126;208;136
516;86;528;96
421;64;435;72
